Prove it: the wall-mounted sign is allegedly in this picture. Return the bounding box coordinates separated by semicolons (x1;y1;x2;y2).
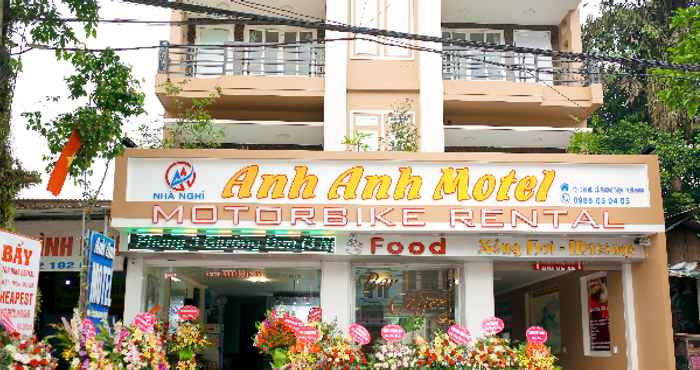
39;234;81;271
127;158;650;208
204;270;264;278
533;262;584;271
114;156;660;234
339;235;644;260
128;233;335;253
0;229;41;336
86;231;115;325
369;236;445;255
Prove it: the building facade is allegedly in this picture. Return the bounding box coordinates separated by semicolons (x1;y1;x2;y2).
115;1;673;369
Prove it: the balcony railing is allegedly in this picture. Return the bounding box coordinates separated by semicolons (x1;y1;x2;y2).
442;47;599;86
158;41;325;77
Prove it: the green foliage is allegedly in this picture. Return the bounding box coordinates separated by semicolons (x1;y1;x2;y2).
653;6;700;119
400;315;425;334
135;80;225;149
24;49;145;178
578;1;700;219
1;0;102;228
342;130;373;152
383;98;418;152
568;117;700;215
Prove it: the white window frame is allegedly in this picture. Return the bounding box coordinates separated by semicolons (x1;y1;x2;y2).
350;110;416;151
351;0;414;60
580;272;613;358
243;26;319;76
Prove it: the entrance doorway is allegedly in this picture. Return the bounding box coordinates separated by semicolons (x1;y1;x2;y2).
144;265;321;370
493;261;628;370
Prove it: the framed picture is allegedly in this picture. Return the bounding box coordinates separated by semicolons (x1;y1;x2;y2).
529;288;562;353
580;272;612;357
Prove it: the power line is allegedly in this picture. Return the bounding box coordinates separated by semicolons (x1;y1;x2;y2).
122;0;700;72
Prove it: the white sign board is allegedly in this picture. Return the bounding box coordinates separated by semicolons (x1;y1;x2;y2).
0;229;42;336
126;158;650;208
39;234;81;271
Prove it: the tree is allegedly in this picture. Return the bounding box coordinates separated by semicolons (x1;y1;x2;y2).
135;80;224;149
1;1;145;230
571;1;700;217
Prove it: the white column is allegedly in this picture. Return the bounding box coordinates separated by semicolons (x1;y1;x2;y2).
124;256;145;323
417;0;444;152
462;261;494;337
323;0;349;151
321;261;352;332
622;263;639;370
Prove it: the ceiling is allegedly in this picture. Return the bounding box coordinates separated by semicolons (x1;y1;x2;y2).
187;0;326;20
168;266;321;296
441;0;580;25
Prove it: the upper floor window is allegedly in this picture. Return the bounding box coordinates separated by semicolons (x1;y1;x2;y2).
352;0;413;59
351;111;416;151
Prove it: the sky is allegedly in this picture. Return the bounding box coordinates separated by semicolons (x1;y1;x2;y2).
11;0;602;201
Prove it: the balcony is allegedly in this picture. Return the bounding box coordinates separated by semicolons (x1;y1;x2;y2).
155;41;325;122
158;41;325;77
442;48;603;127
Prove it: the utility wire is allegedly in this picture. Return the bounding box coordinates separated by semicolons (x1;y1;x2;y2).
122;0;700;72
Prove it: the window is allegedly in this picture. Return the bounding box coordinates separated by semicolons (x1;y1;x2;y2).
354;267;458;345
244;27;318;76
442;29;505;80
352;0;413;58
351;111;416;151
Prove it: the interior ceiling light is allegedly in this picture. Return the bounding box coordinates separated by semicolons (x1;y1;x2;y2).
246;275;271;283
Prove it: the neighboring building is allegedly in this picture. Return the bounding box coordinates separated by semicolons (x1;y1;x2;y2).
666;211;700;368
115;1;672;370
13;199;125;338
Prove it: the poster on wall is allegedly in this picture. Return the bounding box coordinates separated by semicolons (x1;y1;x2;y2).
0;229;42;336
86;231;115;325
581;272;611;355
529;288;562;353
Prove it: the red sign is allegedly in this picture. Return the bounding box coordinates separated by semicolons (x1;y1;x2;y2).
370;237;446;255
533;262;583;271
481;316;505;335
447;324;471;345
282;315;304;333
308;307;322;322
381;324;406;342
177;305;200;321
526;326;548;344
134;312;156;333
296;325;319;344
349;323;371;345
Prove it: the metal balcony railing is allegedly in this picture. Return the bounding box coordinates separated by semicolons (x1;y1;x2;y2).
158;41;325;77
442;47;600;86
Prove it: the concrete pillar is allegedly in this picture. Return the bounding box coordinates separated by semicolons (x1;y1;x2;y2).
417;0;444;152
462;261;494;337
323;0;349;151
622;263;639;370
632;233;674;370
124;257;145;323
321;261;352;331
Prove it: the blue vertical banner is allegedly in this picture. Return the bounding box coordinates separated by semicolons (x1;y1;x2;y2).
86;231;115;325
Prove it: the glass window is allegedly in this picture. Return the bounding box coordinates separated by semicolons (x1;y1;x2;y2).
354;267;458;344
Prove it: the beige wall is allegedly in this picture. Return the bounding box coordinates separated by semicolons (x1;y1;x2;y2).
559;8;583;53
497;270;628;370
634;232;675;370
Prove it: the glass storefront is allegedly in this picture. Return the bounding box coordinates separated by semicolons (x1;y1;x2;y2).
354;266;458;343
143;266;321;369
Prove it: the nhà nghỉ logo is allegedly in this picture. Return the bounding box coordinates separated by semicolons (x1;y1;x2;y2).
165;161;196;192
